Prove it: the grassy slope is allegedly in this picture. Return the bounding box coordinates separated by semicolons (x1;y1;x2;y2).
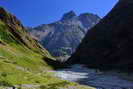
0;9;94;89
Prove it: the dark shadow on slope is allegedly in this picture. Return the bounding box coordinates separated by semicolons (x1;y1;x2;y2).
44;57;68;70
66;0;133;72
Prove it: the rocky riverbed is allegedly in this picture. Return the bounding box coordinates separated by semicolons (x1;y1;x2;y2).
53;64;133;89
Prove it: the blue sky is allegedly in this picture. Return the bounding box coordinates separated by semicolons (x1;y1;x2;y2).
0;0;118;27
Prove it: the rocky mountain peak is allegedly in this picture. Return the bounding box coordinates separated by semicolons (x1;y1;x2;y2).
29;11;100;62
61;10;77;20
78;13;100;30
0;7;7;17
0;7;11;23
0;7;23;28
79;13;99;19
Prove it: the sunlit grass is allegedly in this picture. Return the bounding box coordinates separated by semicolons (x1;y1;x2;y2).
0;20;94;89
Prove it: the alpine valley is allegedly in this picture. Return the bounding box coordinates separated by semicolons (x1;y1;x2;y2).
0;7;94;89
29;11;100;62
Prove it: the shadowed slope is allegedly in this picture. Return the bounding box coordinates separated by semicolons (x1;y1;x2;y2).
67;0;133;71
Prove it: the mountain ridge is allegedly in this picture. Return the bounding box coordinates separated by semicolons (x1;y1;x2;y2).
29;11;100;62
67;0;133;72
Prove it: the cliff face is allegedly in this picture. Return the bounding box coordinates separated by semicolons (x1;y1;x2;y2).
67;1;133;71
29;11;100;62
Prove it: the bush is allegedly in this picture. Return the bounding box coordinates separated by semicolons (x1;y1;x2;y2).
1;72;7;77
0;81;12;86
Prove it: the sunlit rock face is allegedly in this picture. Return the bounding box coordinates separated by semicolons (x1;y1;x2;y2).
29;11;100;62
67;0;133;71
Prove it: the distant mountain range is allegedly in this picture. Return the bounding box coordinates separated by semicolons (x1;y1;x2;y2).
29;11;100;62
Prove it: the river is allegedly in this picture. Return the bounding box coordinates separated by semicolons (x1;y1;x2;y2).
53;64;133;89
